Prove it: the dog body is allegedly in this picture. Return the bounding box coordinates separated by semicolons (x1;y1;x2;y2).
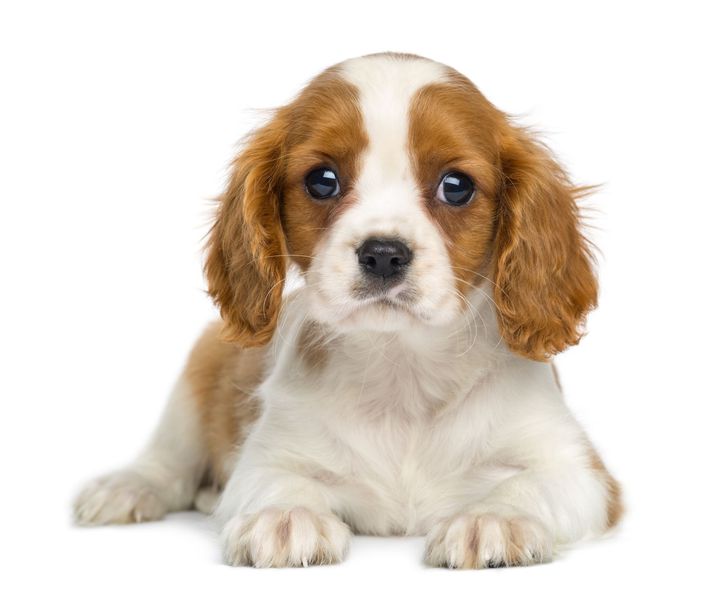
74;53;621;568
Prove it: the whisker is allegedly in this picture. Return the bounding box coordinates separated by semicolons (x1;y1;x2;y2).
261;276;288;314
226;253;318;276
450;266;509;300
451;288;480;357
452;275;501;311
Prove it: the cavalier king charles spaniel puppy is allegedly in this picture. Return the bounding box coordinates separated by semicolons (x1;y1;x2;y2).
74;53;622;569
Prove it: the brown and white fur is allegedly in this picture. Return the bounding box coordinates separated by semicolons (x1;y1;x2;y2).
74;53;622;569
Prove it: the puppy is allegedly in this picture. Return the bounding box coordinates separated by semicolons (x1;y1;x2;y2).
74;52;622;569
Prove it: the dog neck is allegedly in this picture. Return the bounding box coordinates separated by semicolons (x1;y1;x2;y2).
268;283;511;421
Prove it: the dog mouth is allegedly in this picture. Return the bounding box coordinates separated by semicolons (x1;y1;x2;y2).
352;280;417;304
374;298;406;311
352;290;422;320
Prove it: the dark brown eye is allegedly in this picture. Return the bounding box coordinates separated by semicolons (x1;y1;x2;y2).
436;172;475;206
305;167;340;199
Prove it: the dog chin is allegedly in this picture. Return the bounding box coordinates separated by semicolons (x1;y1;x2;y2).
314;300;426;333
337;297;467;333
333;300;424;333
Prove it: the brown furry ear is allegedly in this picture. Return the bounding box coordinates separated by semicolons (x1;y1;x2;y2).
494;127;598;360
205;112;288;346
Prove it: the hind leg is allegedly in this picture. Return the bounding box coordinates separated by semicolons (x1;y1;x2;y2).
73;377;207;525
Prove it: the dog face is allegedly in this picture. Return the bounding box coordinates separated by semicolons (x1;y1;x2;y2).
205;53;597;360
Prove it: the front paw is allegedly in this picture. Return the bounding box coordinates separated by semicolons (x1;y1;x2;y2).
73;470;167;526
425;509;552;569
221;507;351;567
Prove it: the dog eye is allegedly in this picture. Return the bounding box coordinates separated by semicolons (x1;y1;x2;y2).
437;172;474;206
305;168;340;199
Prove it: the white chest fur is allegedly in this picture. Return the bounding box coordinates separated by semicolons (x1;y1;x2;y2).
238;288;547;535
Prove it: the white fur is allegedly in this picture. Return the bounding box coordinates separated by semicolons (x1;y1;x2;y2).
75;54;612;568
425;507;553;568
221;507;351;567
216;290;609;551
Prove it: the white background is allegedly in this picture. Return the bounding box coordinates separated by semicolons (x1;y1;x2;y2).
1;1;719;592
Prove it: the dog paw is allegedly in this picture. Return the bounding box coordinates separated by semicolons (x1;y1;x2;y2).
73;470;168;525
424;508;552;569
221;506;351;567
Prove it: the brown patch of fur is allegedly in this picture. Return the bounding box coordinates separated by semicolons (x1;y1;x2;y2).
494;123;597;361
409;71;597;361
184;321;266;486
205;68;366;347
275;512;291;548
588;448;624;530
204;116;289;347
281;70;367;271
505;519;527;566
296;320;331;371
409;79;499;293
465;518;480;564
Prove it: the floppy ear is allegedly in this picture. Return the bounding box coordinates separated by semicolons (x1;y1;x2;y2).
494;126;598;360
205;112;288;346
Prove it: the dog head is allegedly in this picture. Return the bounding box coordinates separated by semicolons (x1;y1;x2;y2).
205;53;596;360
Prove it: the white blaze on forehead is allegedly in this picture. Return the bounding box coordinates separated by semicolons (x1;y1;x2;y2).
305;56;461;328
339;55;448;221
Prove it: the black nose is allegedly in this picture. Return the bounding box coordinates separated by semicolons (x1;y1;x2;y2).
357;238;412;279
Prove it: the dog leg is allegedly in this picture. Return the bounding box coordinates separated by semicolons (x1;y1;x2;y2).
424;454;620;568
73;378;207;525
